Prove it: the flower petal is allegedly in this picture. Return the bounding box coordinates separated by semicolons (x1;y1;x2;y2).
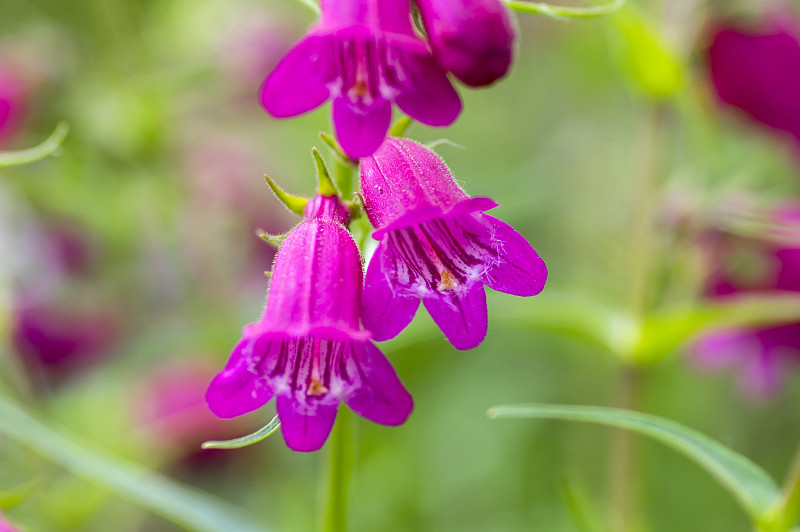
277;394;338;452
343;341;413;426
481;215;548;297
206;338;275;418
332;96;392;159
423;283;487;350
260;34;332;118
391;40;462;127
362;241;421;341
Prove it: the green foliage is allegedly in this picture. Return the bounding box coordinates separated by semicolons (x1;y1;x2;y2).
0;396;269;532
488;404;780;525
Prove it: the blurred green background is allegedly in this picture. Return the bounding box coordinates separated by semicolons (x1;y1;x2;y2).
1;0;799;531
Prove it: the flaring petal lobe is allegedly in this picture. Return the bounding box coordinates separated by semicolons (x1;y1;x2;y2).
261;35;332;118
392;41;462;127
332;96;392;159
277;394;339;452
344;342;413;426
206;339;275;418
423;283;488;350
481;215;548;297
362;242;421;341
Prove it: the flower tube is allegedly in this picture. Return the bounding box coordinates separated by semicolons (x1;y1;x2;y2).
206;192;413;452
260;0;461;159
359;138;547;350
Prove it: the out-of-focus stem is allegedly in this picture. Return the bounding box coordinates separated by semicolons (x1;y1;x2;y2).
609;102;666;532
764;442;800;532
321;408;353;532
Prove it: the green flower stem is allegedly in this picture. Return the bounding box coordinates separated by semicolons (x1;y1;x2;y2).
609;102;667;531
322;409;353;532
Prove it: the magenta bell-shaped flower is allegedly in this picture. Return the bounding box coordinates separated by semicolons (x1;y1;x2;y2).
707;14;800;145
206;193;413;452
416;0;515;87
260;0;461;159
359;138;547;350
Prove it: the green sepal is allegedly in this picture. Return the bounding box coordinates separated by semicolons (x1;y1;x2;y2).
263;175;308;216
256;229;288;249
201;415;281;450
347;192;365;221
312;148;339;197
319;132;357;166
389;116;413;137
0;122;69;168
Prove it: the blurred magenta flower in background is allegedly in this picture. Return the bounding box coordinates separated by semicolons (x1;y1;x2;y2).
0;61;28;146
360;138;547;350
693;204;800;398
138;361;247;458
707;13;800;146
0;511;19;532
11;300;117;385
416;0;515;87
207;194;413;452
260;0;461;159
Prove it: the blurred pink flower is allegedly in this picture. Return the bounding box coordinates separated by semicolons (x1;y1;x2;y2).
0;61;28;146
137;361;244;457
0;511;19;532
11;300;117;384
707;12;800;146
692;204;800;398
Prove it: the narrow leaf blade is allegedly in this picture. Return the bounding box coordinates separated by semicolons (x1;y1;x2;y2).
0;395;269;532
488;404;779;521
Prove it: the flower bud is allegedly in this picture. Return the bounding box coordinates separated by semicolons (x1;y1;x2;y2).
416;0;515;87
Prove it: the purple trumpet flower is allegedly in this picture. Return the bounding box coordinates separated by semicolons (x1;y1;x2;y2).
416;0;515;87
359;138;547;350
206;193;413;452
707;14;800;145
260;0;461;159
692;204;800;398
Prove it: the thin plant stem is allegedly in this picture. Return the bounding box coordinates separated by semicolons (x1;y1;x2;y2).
609;102;667;532
321;408;353;532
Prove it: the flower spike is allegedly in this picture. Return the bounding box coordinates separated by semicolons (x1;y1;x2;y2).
263;174;309;215
312;148;338;197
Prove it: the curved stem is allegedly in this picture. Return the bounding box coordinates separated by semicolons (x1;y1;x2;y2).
503;0;625;19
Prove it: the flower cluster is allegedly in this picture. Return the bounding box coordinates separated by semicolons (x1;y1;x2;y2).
692;204;800;398
260;0;515;159
207;1;546;452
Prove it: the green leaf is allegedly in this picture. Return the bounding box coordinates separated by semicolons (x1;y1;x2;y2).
637;293;800;363
263;174;308;216
389;116;412;137
0;122;69;168
313;147;339;197
0;478;39;508
609;8;683;99
0;395;269;532
202;415;281;450
488;404;780;523
504;0;624;19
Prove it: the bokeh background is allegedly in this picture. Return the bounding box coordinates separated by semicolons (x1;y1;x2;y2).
1;0;799;531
